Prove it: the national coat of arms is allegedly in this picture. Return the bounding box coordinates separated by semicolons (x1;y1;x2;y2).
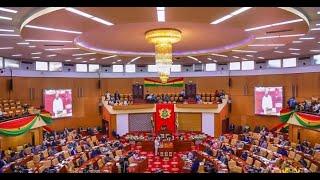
159;108;171;119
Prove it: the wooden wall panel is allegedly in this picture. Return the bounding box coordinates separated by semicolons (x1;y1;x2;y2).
177;113;202;131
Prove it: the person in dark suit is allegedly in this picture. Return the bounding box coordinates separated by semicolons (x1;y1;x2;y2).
190;158;200;173
114;91;121;102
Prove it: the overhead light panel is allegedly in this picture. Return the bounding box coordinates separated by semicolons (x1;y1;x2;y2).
274;51;284;53
65;59;71;62
211;7;252;24
72;52;96;56
82;61;87;63
258;57;264;59
232;49;257;53
16;42;30;45
0;33;19;37
248;44;285;47
25;39;73;43
211;53;228;57
0;28;14;32
246;55;254;57
255;34;305;39
31;52;42;55
0;15;12;21
310;28;320;31
289;48;300;51
0;7;17;13
47;54;57;57
32;57;40;59
28;45;36;48
290;53;300;55
292;41;302;43
232;56;240;59
310;50;320;52
75;57;82;60
299;37;315;40
0;47;13;50
65;7;114;26
12;54;22;57
157;7;165;22
25;25;82;34
102;55;117;59
45;47;80;51
245;19;303;32
89;58;96;61
128;57;141;64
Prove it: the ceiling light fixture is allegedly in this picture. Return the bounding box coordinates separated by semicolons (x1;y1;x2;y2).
274;51;284;53
0;7;17;13
211;7;252;24
242;58;248;60
156;7;165;22
65;59;71;62
248;44;285;47
25;39;73;43
232;56;240;59
72;52;96;56
12;54;22;57
0;28;14;32
47;54;57;57
0;33;19;37
258;57;264;59
232;49;257;53
75;57;82;60
65;8;114;26
299;37;315;40
310;50;320;52
112;61;116;64
245;19;303;31
45;47;80;51
117;59;122;62
28;45;36;48
0;47;13;50
16;42;30;45
32;57;40;59
310;28;320;31
101;55;117;59
207;57;212;60
0;15;12;21
82;61;87;63
89;58;96;61
25;25;82;34
246;55;253;57
255;34;305;39
292;41;302;43
31;52;42;55
290;53;300;55
288;48;300;51
128;57;141;64
211;53;228;58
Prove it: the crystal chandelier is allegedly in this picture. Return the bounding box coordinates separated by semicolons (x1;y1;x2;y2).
145;28;182;83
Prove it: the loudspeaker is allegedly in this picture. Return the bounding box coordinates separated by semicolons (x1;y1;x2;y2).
8;79;13;91
228;78;232;87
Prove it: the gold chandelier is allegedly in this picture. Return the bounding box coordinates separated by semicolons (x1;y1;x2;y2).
145;28;182;83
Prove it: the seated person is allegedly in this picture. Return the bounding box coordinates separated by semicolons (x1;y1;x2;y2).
190;158;200;173
277;147;288;156
299;157;308;168
204;147;213;156
240;151;248;160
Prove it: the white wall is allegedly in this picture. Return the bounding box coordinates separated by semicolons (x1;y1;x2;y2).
202;113;215;136
116;114;129;136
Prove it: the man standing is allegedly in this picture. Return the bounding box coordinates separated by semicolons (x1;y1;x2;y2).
261;89;273;114
53;92;64;118
154;137;160;156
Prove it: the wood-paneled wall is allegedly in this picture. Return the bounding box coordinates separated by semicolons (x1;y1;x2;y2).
1;72;319;133
177;113;202;131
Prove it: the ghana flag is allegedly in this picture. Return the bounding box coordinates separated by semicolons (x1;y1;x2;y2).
144;78;184;87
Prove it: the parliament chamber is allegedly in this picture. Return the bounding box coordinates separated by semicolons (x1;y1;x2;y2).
0;5;320;175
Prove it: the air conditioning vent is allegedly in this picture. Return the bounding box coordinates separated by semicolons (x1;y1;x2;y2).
137;65;146;67
21;61;33;64
101;65;111;68
64;64;74;67
217;63;228;66
183;64;193;67
298;56;310;60
256;61;266;64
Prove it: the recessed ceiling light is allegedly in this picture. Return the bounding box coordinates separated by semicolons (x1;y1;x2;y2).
299;37;315;40
245;19;303;32
311;28;320;31
65;8;114;26
211;53;228;57
246;55;254;57
290;53;300;55
232;49;257;53
207;57;212;60
47;54;57;57
0;34;19;37
187;56;198;61
289;48;300;51
156;7;165;22
112;61;116;64
25;39;73;43
75;57;82;60
117;59;122;62
0;28;14;32
212;60;217;63
12;54;22;57
31;52;42;55
16;42;30;45
0;15;12;21
0;7;17;13
65;59;71;62
45;47;80;51
232;56;240;59
25;25;82;34
258;57;264;59
129;57;141;63
102;55;117;59
89;58;96;61
211;7;252;24
32;57;40;59
0;47;13;50
255;34;305;39
292;41;302;43
310;50;320;52
72;52;96;56
82;61;87;63
28;45;36;48
274;51;284;53
242;58;248;60
248;44;285;47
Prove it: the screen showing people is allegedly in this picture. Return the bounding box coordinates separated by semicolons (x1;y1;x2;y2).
254;87;283;116
44;89;72;118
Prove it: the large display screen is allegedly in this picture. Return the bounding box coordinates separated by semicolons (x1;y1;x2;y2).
44;89;72;118
254;87;283;116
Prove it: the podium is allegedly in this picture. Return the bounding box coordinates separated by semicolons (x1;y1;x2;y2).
159;141;174;158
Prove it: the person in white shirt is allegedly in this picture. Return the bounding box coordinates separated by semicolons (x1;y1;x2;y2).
53;92;64;118
261;89;273;114
154;137;160;156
